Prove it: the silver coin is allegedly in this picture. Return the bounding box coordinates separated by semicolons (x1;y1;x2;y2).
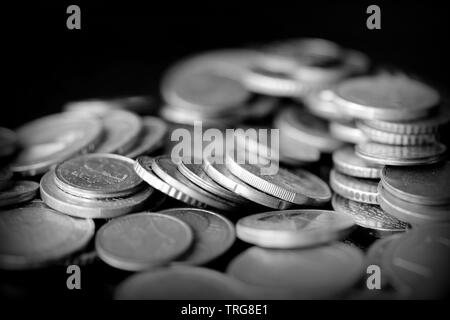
329;121;368;144
329;169;379;204
0;180;39;208
54;153;143;199
125;116;167;159
303;89;351;121
160;208;235;265
0;206;94;270
95;212;193;271
332;147;382;178
40;169;153;219
355;142;446;166
278;130;321;163
236;209;355;248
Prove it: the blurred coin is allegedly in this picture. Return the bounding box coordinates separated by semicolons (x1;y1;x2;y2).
0;127;17;159
225;151;331;205
160;208;235;265
333;75;439;121
125;117;167;158
94;110;143;154
11;113;103;176
40;169;153;219
115;266;246;300
227;244;364;299
96;212;193;271
54;153;143;199
329;121;368;144
381;162;450;206
332;147;382;178
0;180;39;208
330;169;378;204
0;167;13;191
0;207;94;270
303;89;351;121
236;209;355;248
279;131;321;163
355;142;446;166
332;194;408;233
64;95;157;115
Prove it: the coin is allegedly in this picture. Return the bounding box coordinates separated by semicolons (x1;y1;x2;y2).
0;207;94;270
202;157;292;209
227;244;364;299
125;116;167;158
160;208;235;265
11;113;103;176
40;169;153;219
329;121;368;144
329;169;379;204
355;142;446;166
303;89;351;121
94;110;143;154
0;127;17;159
0;180;39;208
236;209;355;248
95;212;193;271
0;167;13;191
380;162;450;206
115;266;246;300
332;147;382;179
333;75;439;120
332;194;408;233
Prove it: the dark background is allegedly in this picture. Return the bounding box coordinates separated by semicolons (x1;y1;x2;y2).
3;1;450;128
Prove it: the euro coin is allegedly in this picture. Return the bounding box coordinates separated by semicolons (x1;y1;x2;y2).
329;169;379;204
332;147;382;179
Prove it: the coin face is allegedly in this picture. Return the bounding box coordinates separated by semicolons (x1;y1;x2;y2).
95;212;193;271
0;180;39;207
330;169;379;204
125;116;167;158
227;244;364;299
55;153;143;199
332;147;382;179
236;209;355;248
381;161;450;205
0;207;94;270
160;208;235;265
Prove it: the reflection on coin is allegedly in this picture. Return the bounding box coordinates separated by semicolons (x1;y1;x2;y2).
0;207;94;270
94;110;142;154
54;153;143;199
330;169;378;204
96;212;193;271
125;117;167;158
355;142;446;166
0;181;39;207
236;209;355;248
115;266;246;300
332;194;408;233
227;244;364;299
332;147;382;178
329;121;368;144
0;127;17;159
40;170;153;219
11;113;103;176
160;208;235;265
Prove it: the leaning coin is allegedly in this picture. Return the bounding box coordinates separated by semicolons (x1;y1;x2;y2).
11;113;103;176
0;127;18;159
160;208;235;265
0;181;39;208
332;194;408;233
125;116;167;159
236;209;355;248
96;212;193;271
54;153;143;199
226;151;331;205
332;147;382;179
227;244;364;299
0;207;94;270
355;142;446;166
329;169;379;204
40;170;153;219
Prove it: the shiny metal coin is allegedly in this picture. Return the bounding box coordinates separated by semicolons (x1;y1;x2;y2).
0;206;94;270
0;180;39;207
160;208;235;265
332;147;382;178
227;244;364;299
329;121;368;144
330;169;379;204
381;162;450;206
355;142;446;166
0;127;17;159
40;170;153;219
332;194;408;232
225;151;331;205
54;153;143;199
236;209;355;248
96;212;193;271
11;113;103;176
125;117;167;158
